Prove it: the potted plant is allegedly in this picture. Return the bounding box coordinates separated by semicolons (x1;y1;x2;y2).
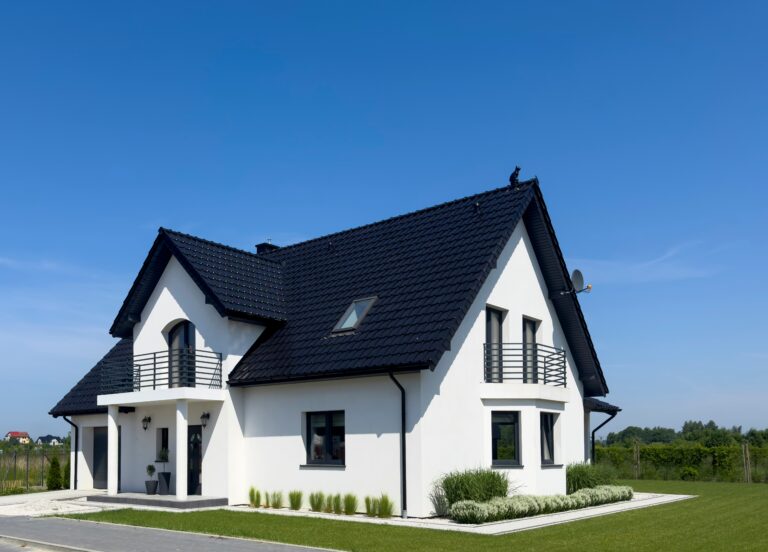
156;448;171;495
145;464;158;495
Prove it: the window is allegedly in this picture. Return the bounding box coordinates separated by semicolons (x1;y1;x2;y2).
491;411;520;466
306;411;345;465
156;428;169;461
333;297;377;332
540;412;556;465
168;321;195;387
523;317;538;383
486;307;504;382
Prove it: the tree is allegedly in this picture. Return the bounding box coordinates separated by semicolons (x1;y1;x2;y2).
47;456;62;491
63;459;71;489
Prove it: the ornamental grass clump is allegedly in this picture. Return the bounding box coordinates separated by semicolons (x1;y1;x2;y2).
332;494;343;515
270;491;283;509
364;496;379;517
449;485;633;524
288;490;303;510
309;492;324;512
323;494;334;513
343;493;358;515
248;487;261;508
377;494;394;518
566;462;616;494
440;468;509;506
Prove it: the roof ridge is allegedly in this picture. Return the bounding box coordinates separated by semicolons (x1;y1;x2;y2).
262;182;534;255
159;227;282;265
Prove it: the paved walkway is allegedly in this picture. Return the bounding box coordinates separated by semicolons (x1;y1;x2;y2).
0;517;329;552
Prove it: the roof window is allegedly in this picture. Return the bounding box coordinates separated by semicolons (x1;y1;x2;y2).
333;297;377;332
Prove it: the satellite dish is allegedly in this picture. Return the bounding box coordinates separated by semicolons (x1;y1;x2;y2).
571;269;584;292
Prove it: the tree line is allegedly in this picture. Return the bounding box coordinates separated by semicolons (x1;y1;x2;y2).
605;420;768;448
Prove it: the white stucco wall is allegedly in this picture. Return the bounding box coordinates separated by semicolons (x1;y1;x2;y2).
410;220;587;516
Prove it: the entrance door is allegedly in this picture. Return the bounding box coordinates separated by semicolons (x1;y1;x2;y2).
92;427;120;490
188;425;202;496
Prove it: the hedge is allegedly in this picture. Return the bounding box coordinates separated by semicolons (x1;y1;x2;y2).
596;444;768;482
449;485;634;524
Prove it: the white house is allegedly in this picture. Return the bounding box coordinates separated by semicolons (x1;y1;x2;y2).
51;173;619;517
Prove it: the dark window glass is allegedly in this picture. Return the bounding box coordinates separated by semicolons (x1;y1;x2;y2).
486;307;504;382
306;411;345;465
156;428;168;461
541;412;556;464
333;298;377;332
168;321;196;388
523;318;538;383
492;411;520;466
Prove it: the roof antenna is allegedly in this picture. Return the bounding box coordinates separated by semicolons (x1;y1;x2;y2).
509;166;521;188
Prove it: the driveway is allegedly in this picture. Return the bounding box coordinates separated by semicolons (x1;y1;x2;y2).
0;516;330;552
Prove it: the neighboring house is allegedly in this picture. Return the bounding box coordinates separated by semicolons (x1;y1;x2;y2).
36;435;64;446
4;431;31;444
50;175;619;516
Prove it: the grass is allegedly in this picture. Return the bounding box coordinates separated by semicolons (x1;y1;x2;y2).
64;480;767;551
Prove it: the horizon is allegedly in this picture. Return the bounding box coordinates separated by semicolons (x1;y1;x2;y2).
1;2;766;438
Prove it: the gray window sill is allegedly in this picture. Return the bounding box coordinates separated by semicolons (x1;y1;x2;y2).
540;463;564;469
492;463;524;469
299;464;346;470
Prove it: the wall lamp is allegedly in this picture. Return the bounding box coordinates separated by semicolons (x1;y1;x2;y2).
142;416;152;431
200;412;210;429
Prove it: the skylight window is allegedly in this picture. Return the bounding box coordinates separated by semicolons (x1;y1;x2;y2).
333;297;377;332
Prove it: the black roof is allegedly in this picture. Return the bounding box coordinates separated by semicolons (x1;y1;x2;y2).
53;178;609;418
584;397;621;414
110;229;285;337
49;339;133;417
230;181;608;396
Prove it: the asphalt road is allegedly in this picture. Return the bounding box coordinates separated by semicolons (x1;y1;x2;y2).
0;516;329;552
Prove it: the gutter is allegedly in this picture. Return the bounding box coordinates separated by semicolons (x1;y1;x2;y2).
591;411;618;463
388;373;407;518
61;416;78;490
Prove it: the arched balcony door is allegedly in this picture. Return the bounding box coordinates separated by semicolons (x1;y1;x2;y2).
168;321;196;388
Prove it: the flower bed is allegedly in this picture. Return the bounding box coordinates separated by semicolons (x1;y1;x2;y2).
449;485;634;524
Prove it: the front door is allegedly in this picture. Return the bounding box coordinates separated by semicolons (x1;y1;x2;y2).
92;426;120;490
188;425;202;496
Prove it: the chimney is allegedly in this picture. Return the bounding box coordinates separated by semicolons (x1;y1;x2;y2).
256;242;280;254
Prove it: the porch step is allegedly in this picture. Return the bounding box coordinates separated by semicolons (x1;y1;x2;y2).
87;494;227;509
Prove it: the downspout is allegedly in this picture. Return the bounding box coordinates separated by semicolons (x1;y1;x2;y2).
591;412;618;464
388;373;407;518
62;416;78;490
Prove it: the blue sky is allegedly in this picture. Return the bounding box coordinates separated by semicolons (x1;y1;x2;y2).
1;2;766;438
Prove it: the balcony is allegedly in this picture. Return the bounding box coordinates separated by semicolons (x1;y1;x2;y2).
100;349;223;395
483;343;566;386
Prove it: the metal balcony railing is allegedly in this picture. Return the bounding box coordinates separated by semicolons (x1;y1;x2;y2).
483;343;566;386
100;349;223;395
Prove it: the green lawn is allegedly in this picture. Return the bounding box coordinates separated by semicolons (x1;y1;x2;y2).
66;480;767;551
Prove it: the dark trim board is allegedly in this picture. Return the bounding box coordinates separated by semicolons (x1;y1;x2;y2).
86;495;228;509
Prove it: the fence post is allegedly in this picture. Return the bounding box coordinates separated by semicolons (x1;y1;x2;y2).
633;440;640;479
742;442;752;483
13;451;17;484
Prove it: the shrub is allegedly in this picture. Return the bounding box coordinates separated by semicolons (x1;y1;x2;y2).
309;492;324;512
323;494;334;513
566;462;616;494
270;491;283;509
248;487;261;508
364;496;379;517
288;490;303;510
46;456;62;491
680;466;699;481
378;494;394;518
440;468;508;505
429;481;450;517
63;459;70;488
343;493;358;515
448;485;634;524
146;464;156;478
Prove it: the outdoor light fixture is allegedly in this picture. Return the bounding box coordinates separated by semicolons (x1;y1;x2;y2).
142;416;152;431
200;412;210;429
